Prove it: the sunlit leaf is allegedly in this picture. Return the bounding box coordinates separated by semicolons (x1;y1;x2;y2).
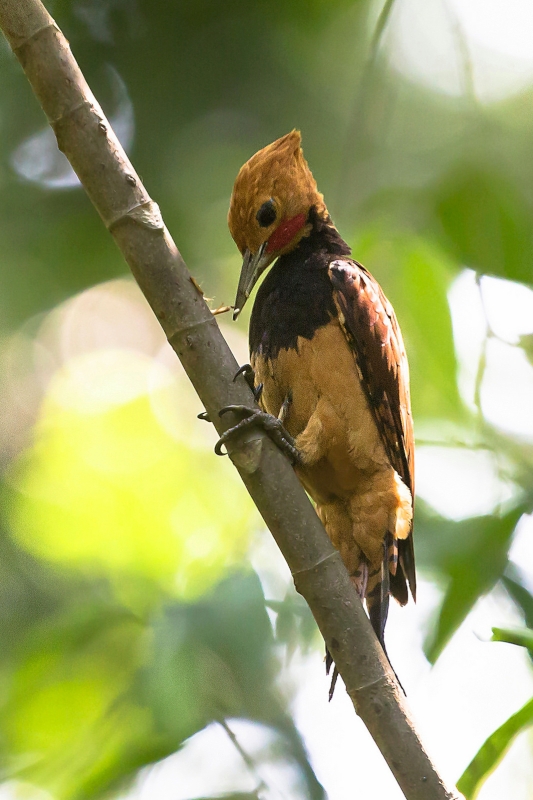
519;333;533;368
4;354;255;609
421;504;525;662
491;626;533;651
2;600;153;799
189;794;261;800
457;697;533;799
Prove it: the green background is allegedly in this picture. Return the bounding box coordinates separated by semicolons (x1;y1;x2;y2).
1;1;533;798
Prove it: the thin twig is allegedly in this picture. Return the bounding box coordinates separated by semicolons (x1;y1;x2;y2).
218;720;268;795
368;0;396;65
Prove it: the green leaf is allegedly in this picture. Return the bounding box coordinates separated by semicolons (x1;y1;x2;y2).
519;334;533;368
189;795;261;800
267;591;318;657
145;572;277;740
420;505;525;662
0;566;324;800
502;571;533;664
433;166;533;285
502;569;533;630
491;626;533;651
2;598;154;800
457;697;533;799
145;572;326;800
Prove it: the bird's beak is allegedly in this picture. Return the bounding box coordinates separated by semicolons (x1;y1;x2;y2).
233;241;272;320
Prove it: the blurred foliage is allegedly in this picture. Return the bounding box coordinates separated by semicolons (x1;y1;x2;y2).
458;697;533;800
0;517;324;800
456;568;533;797
433;167;533;285
491;626;533;651
459;592;533;799
4;366;253;607
419;504;526;663
1;0;533;797
191;795;262;800
353;231;461;419
266;593;319;665
503;570;533;642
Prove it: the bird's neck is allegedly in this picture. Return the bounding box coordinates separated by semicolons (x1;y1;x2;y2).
248;206;349;359
291;205;351;264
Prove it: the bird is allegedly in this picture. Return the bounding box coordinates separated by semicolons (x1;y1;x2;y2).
218;130;415;695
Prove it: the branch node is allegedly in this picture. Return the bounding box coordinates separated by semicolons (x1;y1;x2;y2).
51;99;93;128
11;20;57;52
228;436;263;473
167;316;218;349
291;549;339;577
107;199;164;232
346;673;390;696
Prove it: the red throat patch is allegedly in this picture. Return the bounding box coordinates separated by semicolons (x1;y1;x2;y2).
266;213;306;254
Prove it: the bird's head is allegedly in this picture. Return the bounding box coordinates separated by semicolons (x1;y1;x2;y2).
228;130;327;319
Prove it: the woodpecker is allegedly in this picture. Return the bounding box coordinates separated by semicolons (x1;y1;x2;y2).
218;131;415;693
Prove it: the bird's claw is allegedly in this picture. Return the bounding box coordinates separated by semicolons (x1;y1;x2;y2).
233;364;263;401
233;363;255;387
198;367;263;427
215;405;301;464
253;382;263;402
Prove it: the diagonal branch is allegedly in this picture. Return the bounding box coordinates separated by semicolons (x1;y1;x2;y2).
0;2;462;798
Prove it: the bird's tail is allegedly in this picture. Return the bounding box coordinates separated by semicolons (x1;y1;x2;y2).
366;533;393;653
366;533;405;691
327;534;404;698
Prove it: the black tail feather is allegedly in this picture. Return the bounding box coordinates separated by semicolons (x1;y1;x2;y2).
326;534;405;698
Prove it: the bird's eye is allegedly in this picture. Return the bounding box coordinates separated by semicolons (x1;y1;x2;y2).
256;199;277;227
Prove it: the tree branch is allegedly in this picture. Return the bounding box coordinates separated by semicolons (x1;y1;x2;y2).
0;2;463;798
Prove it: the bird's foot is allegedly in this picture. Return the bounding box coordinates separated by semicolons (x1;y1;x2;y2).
215;405;301;464
197;366;264;424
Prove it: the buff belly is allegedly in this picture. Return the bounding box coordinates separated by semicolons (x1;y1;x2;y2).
251;321;412;577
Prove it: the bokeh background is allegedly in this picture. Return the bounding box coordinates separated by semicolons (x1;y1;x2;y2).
1;0;533;798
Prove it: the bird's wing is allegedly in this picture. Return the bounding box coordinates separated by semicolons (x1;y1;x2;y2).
328;259;416;603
